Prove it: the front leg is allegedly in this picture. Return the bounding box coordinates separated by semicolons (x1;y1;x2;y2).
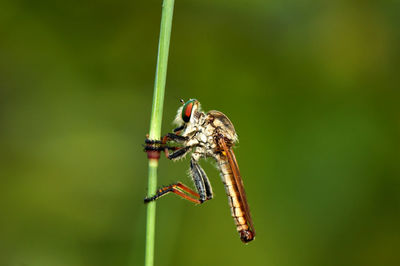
144;139;178;152
164;133;187;143
166;146;191;160
144;132;187;154
144;132;187;148
173;125;185;133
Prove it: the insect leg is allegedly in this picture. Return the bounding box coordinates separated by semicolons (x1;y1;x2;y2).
144;132;186;149
166;146;190;160
190;159;213;200
144;182;202;204
143;144;177;152
144;133;185;158
200;168;213;200
144;136;177;153
173;125;185;132
164;133;187;142
145;139;162;144
190;158;212;203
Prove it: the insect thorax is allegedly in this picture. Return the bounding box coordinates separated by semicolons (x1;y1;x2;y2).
181;110;237;159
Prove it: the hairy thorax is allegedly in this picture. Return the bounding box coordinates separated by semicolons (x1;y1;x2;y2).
182;110;238;161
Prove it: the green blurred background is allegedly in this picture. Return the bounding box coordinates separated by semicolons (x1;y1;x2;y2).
0;0;399;265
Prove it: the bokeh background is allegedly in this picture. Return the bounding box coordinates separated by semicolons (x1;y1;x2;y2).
1;0;399;266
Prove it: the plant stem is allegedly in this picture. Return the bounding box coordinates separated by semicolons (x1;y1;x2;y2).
145;1;175;266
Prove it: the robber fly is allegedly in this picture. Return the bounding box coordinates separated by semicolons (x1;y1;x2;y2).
144;99;255;243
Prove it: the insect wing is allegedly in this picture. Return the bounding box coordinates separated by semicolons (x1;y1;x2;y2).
217;138;255;236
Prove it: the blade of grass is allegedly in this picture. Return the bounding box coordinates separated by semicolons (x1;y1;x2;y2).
145;1;175;266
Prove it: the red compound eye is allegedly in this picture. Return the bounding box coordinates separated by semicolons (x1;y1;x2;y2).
181;99;196;122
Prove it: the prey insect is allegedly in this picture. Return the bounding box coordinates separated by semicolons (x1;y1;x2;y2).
144;99;255;243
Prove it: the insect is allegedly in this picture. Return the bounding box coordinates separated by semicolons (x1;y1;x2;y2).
144;99;255;243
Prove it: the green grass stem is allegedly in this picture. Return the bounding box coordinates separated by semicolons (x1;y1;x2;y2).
145;1;175;266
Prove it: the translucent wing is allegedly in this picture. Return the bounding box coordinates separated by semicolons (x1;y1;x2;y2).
217;137;255;237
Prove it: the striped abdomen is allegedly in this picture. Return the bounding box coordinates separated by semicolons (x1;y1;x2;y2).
217;156;254;243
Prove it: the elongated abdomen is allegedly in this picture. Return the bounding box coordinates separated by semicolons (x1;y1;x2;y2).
217;157;254;243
